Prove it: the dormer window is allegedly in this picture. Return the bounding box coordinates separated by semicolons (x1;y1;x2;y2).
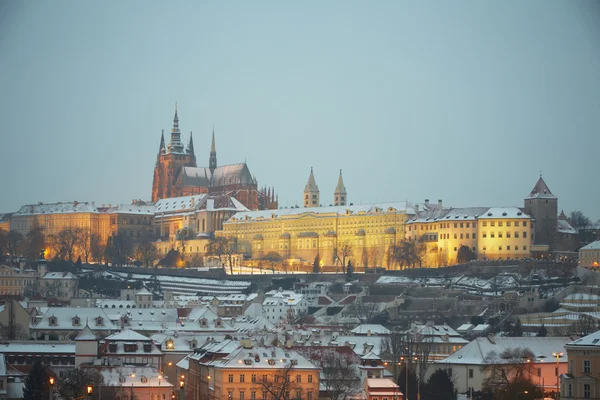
140;376;148;383
200;318;208;328
215;319;222;328
119;376;126;383
166;339;175;349
190;339;197;349
49;316;57;326
72;316;80;327
96;317;104;326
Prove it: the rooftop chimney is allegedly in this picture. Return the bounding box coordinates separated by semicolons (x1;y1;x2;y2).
438;199;443;208
425;199;430;207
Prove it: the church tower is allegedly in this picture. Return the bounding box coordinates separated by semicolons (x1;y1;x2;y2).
151;106;197;202
304;167;319;208
209;128;217;176
524;175;558;249
334;169;347;206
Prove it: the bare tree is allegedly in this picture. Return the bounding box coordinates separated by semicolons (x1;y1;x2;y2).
336;241;353;274
482;347;536;393
571;313;597;336
206;236;238;273
3;230;24;258
309;349;361;400
54;228;81;262
90;234;104;263
177;236;188;261
76;228;92;263
54;367;104;400
369;247;381;268
256;363;305;400
569;210;592;230
346;298;381;324
132;237;157;267
23;224;45;261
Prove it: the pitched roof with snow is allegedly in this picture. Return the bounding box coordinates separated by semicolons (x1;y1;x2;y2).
14;202;98;216
478;207;530;219
75;324;97;341
581;241;600;251
567;330;600;347
438;337;571;365
557;219;577;235
105;329;150;342
526;177;557;200
351;324;390;336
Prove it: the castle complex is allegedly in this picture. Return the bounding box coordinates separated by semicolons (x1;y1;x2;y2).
151;107;277;210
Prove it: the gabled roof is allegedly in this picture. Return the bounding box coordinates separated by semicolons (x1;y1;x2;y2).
75;324;97;341
105;329;150;342
526;176;557;200
567;330;600;347
334;170;346;194
136;287;152;296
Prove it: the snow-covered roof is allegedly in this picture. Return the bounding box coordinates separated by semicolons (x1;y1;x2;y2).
14;202;98;216
438;337;571;365
478;207;530;220
228;201;419;223
42;272;77;280
206;345;318;370
568;330;600;347
581;241;600;251
100;204;155;215
351;324;390;336
33;307;118;331
456;324;474;332
557;219;577;235
526;177;557;200
136;287;152;296
99;366;172;388
105;329;150;342
0;342;75;354
408;207;489;224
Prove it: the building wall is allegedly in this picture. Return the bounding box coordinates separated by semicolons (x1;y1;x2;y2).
152;152;196;202
477;217;533;260
562;344;600;399
0;299;31;339
219;208;409;268
525;197;558;247
580;247;600;268
0;265;37;296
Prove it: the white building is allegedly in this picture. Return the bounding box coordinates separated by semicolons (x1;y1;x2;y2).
435;336;571;394
262;290;309;322
579;240;600;269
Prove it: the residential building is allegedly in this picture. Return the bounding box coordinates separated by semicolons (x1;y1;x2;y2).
151;107;278;210
403;322;468;361
364;378;403;400
0;341;76;377
0;299;31;340
94;365;173;400
0;264;37;297
99;330;164;370
561;330;600;400
31;307;118;340
436;336;570;393
190;341;320;400
579;240;600;269
262;290;309;322
39;271;77;301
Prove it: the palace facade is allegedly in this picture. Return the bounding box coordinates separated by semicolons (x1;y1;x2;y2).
151;107;278;210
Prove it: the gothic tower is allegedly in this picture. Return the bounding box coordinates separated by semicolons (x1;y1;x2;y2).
209;128;217;176
151;106;197;202
524;175;558;248
334;169;347;206
304;167;319;208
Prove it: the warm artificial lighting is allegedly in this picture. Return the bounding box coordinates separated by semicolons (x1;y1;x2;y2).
553;352;564;358
180;380;185;388
524;391;528;394
181;375;185;379
207;376;211;380
131;373;136;378
49;377;55;385
87;386;93;394
168;362;173;366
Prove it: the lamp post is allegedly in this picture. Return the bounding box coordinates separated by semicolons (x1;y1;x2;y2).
130;373;135;400
552;352;563;399
87;385;93;400
400;357;408;400
49;377;55;400
414;356;420;400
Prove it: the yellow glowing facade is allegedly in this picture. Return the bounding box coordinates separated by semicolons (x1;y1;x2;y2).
219;202;413;268
579;241;600;268
406;206;534;265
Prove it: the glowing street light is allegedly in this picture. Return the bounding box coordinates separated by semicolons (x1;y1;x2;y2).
552;352;564;393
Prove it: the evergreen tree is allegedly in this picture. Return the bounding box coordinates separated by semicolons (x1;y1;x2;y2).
512;319;523;337
397;366;419;400
23;359;48;400
346;260;353;281
423;369;456;400
313;255;320;273
537;324;548;337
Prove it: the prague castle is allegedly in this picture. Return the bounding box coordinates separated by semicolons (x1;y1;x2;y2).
151;106;278;210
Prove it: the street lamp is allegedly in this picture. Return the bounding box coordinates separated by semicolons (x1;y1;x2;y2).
87;385;93;400
49;377;55;400
517;390;529;400
130;373;135;399
179;375;185;400
552;352;563;396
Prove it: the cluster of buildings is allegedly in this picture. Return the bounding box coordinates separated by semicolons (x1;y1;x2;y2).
0;107;591;271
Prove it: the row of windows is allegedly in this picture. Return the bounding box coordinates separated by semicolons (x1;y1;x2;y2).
227;389;313;400
482;220;527;227
481;245;527;251
227;374;313;384
482;232;528;239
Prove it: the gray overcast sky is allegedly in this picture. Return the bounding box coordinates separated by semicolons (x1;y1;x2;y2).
1;1;599;220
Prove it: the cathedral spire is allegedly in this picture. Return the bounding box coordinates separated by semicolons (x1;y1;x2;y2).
187;131;195;154
334;169;347;206
159;129;166;154
209;127;217;174
167;104;184;154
